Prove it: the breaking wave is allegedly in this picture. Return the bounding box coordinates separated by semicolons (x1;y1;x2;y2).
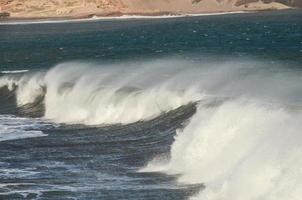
143;99;302;200
1;58;302;199
0;60;204;124
136;58;302;200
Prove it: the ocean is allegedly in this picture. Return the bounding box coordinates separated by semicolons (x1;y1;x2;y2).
0;10;302;200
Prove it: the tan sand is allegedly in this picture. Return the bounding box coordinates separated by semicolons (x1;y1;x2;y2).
0;0;291;19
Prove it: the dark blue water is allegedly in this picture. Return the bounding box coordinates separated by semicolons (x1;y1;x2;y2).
0;9;302;200
1;10;301;71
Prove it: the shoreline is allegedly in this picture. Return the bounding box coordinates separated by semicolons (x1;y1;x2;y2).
0;8;297;25
0;10;266;25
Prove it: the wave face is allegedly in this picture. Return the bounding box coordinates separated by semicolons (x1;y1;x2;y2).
136;58;302;200
146;100;302;200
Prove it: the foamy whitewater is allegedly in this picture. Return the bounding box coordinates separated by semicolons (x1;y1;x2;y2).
0;115;51;141
1;70;29;74
0;60;204;124
142;99;302;200
1;57;302;199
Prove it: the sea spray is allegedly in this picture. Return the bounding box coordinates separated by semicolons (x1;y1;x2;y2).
1;58;302;126
143;99;302;200
133;58;302;200
0;60;205;124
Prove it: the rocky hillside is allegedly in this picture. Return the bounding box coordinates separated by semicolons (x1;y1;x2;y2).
0;0;297;18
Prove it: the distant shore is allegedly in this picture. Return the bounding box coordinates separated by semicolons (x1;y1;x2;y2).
1;0;296;25
0;11;241;24
0;9;289;25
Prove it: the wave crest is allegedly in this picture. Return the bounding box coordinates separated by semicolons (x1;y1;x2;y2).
143;99;302;200
0;61;202;124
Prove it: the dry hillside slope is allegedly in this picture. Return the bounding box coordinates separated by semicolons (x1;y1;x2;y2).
0;0;296;18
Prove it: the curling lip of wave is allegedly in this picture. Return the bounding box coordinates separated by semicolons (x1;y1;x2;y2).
135;58;302;200
142;101;302;200
0;60;205;125
1;58;302;126
141;99;302;200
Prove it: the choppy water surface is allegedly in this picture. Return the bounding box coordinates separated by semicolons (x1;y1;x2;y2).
0;10;302;200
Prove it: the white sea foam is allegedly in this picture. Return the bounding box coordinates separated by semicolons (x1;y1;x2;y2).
0;115;51;142
145;99;302;200
1;70;29;74
42;62;201;124
0;60;205;124
138;59;302;200
1;58;302;126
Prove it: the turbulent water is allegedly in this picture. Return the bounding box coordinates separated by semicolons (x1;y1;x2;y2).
0;10;302;200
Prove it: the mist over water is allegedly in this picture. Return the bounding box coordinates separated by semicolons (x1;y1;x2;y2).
2;57;302;124
1;59;201;124
144;99;302;200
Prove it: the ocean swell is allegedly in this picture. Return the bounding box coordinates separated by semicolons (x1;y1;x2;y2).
0;60;203;125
